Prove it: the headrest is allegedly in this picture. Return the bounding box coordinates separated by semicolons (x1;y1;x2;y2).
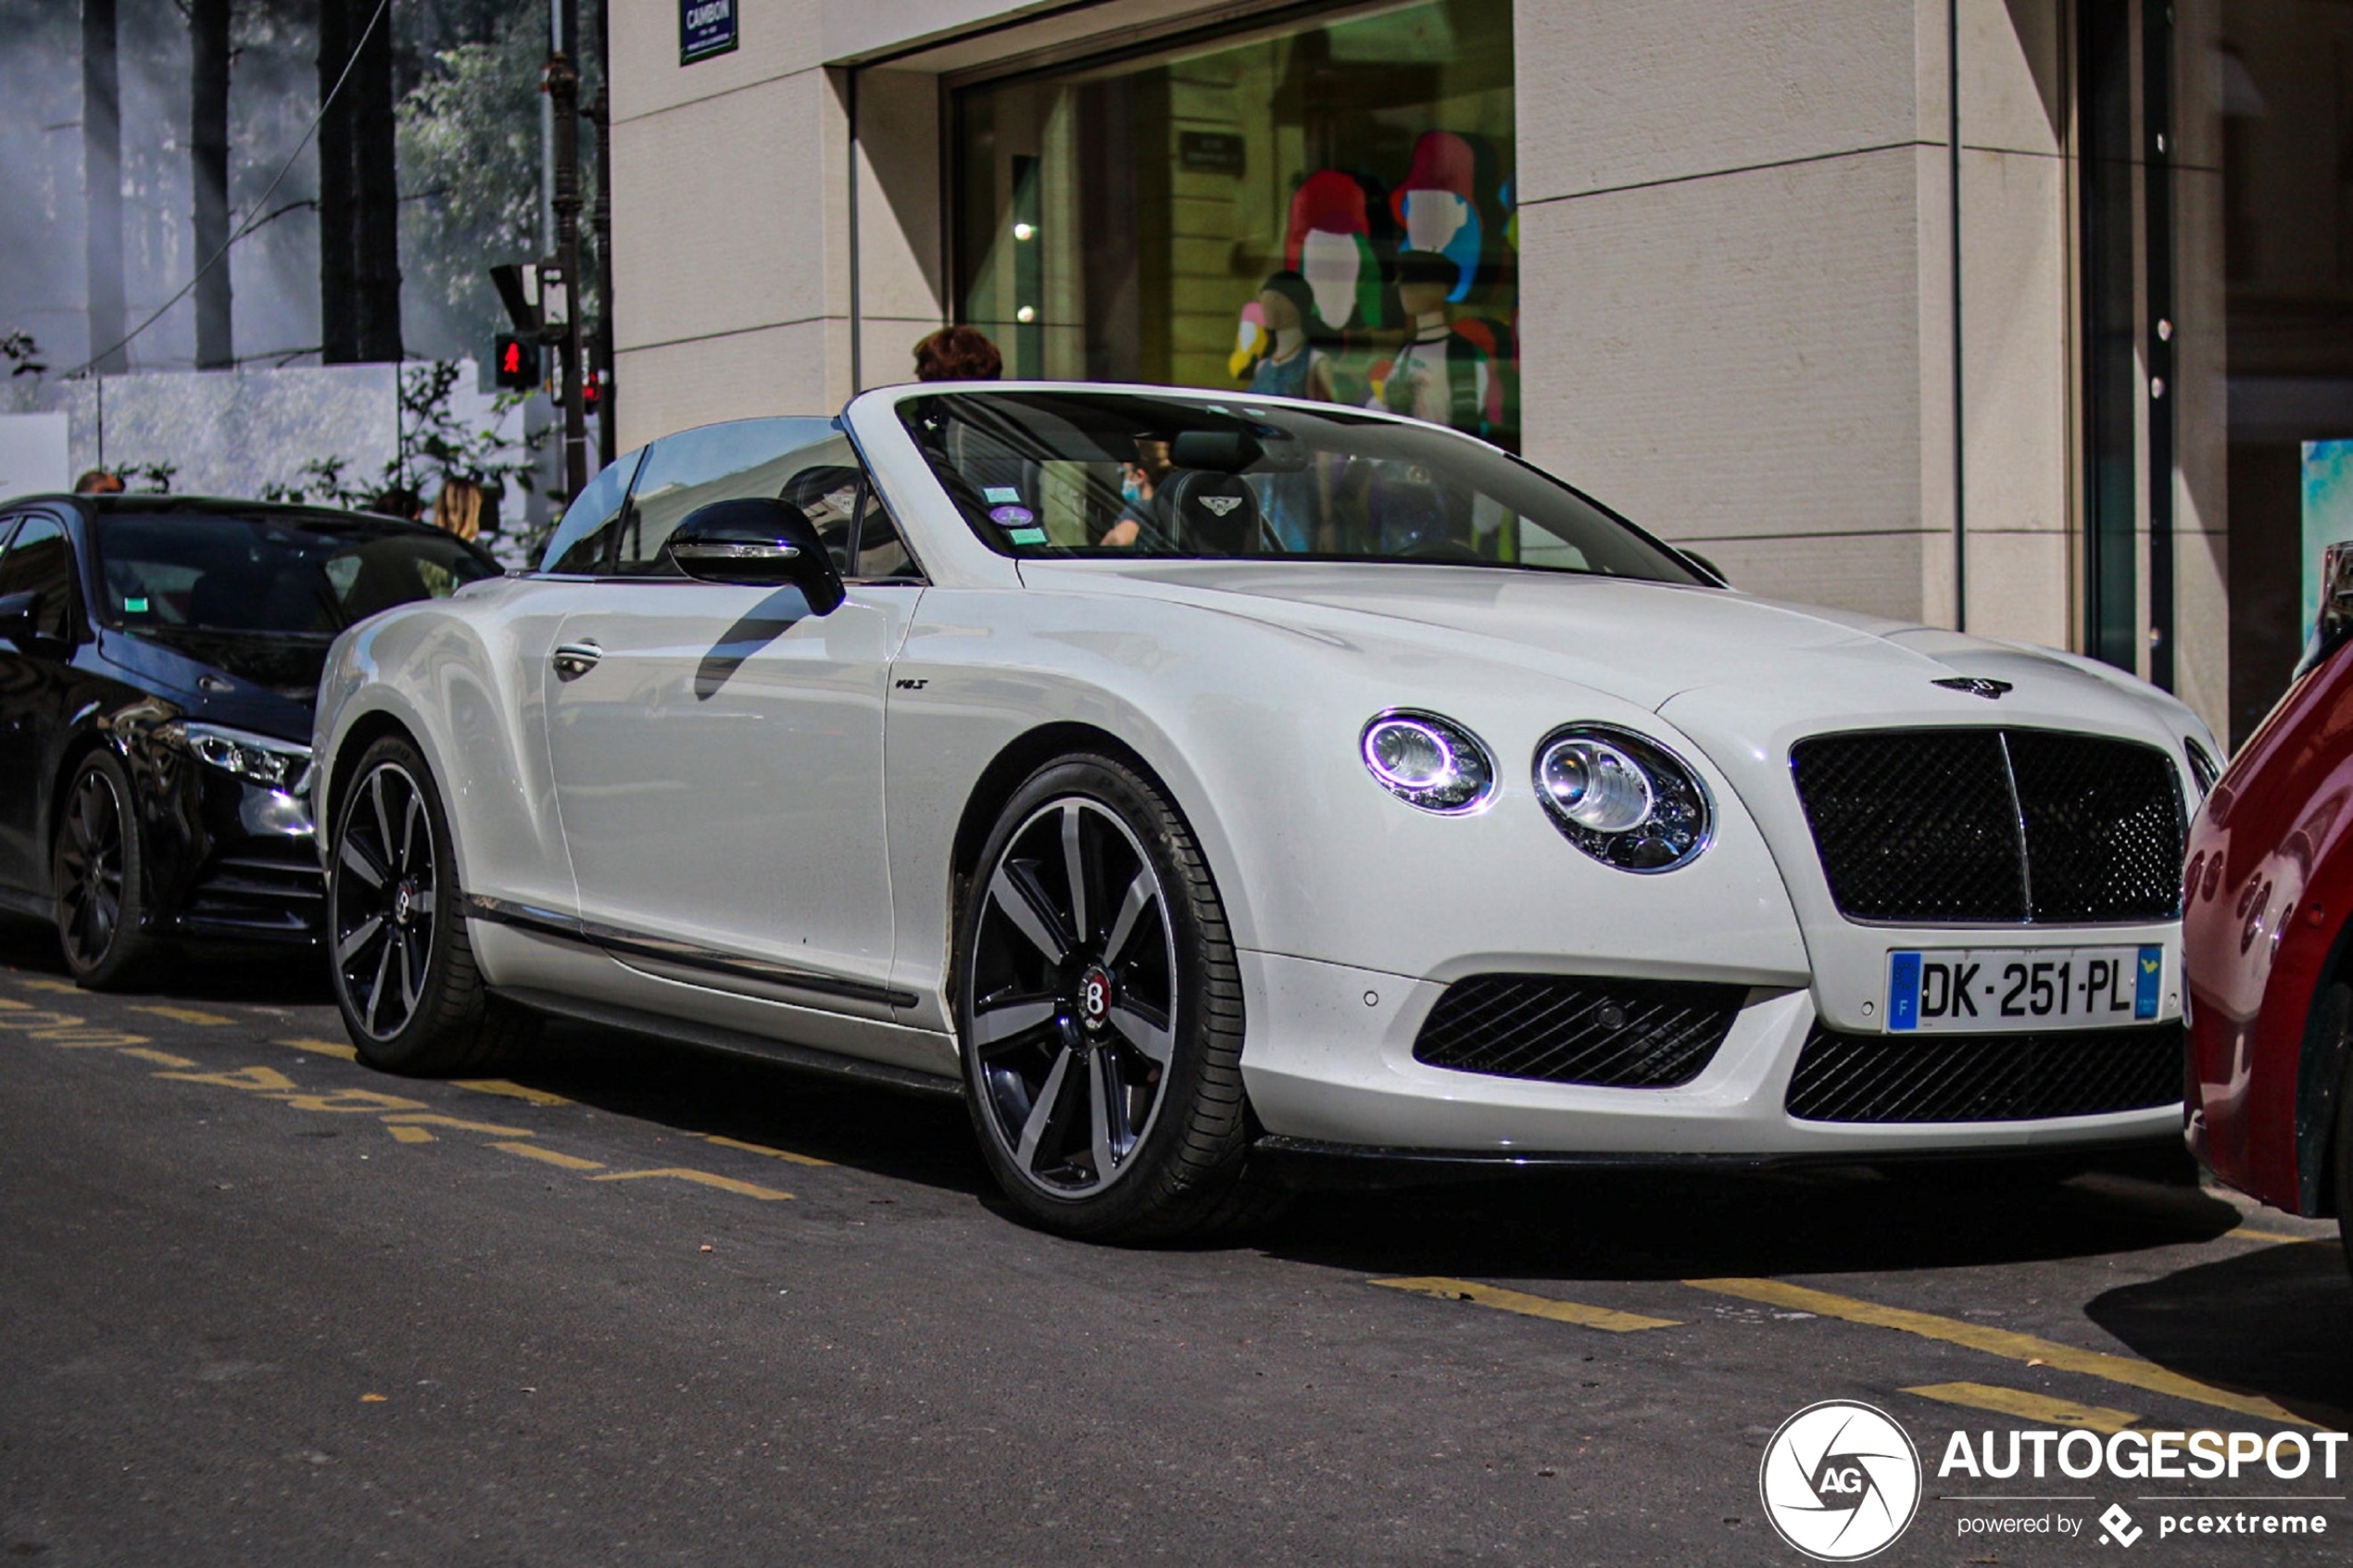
1159;470;1262;555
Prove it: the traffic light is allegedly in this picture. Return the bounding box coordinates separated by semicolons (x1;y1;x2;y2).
493;333;539;391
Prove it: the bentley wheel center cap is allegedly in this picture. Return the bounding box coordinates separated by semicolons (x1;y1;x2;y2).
392;881;415;927
1077;965;1114;1031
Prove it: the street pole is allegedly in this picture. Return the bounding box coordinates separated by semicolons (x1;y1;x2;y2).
546;45;587;498
591;0;616;468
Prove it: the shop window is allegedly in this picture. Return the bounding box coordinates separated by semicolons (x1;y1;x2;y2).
952;0;1518;448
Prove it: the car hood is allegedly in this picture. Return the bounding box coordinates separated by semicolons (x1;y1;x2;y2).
1018;560;2197;750
95;626;321;742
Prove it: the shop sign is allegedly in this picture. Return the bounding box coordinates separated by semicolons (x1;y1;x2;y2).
680;0;737;65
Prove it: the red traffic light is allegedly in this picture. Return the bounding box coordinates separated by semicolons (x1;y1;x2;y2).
492;333;539;391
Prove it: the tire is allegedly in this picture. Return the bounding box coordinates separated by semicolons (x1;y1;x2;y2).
954;751;1276;1242
52;748;158;990
326;735;535;1074
2335;1049;2353;1281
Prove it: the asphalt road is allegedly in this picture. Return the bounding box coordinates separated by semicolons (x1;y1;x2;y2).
2;925;2348;1568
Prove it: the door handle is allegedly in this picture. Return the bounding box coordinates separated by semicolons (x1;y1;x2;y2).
552;641;602;681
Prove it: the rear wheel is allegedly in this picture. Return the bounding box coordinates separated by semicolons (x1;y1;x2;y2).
327;735;534;1073
956;753;1272;1242
53;750;157;989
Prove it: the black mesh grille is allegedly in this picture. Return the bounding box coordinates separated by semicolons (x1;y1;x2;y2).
1413;974;1747;1088
1789;729;2183;924
2007;732;2183;922
1784;1022;2183;1122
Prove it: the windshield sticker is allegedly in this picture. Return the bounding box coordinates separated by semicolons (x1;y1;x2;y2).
989;505;1037;527
983;485;1023;505
1007;527;1049;546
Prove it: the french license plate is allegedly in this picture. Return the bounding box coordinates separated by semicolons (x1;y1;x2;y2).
1884;946;2163;1033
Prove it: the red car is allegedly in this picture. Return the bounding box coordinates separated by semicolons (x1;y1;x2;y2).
2184;545;2353;1269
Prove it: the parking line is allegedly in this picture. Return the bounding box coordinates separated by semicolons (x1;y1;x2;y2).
491;1141;604;1172
386;1124;434;1145
129;1005;236;1026
118;1047;198;1068
278;1037;359;1060
1372;1277;1680;1332
2231;1228;2323;1246
1688;1278;2309;1425
17;979;80;994
380;1114;535;1136
1905;1381;2139;1433
698;1133;833;1167
455;1079;573;1107
590;1168;793;1201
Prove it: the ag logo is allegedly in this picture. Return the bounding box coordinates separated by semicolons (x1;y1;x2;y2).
1199;495;1243;517
1758;1401;1921;1561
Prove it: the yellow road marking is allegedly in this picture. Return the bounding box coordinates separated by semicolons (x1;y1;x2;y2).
2232;1228;2323;1245
386;1124;434;1145
591;1167;793;1201
381;1113;533;1136
278;1036;359;1060
16;980;78;995
0;997;29;1008
0;1010;88;1030
1688;1278;2309;1425
35;1030;148;1047
278;1087;428;1113
454;1079;572;1106
1373;1276;1680;1333
492;1141;603;1171
129;1005;235;1026
118;1047;197;1068
698;1133;833;1167
155;1064;299;1093
1905;1382;2140;1434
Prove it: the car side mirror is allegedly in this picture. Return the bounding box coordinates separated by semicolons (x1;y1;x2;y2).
2306;541;2353;679
0;589;39;648
664;497;846;614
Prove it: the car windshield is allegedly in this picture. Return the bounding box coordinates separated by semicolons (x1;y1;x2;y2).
899;390;1704;582
94;511;497;634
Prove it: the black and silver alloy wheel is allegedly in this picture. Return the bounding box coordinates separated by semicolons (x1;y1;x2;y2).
968;796;1179;1198
331;760;436;1041
325;734;533;1074
957;752;1272;1241
53;750;155;988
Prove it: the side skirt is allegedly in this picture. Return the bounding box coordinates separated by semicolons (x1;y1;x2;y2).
489;985;963;1100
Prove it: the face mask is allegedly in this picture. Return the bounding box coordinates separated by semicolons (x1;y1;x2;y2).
1121;475;1144;505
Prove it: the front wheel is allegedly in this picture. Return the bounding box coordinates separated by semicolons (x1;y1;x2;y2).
327;735;534;1073
955;752;1270;1242
53;749;157;989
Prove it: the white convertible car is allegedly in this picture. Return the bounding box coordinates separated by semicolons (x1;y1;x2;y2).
313;383;2219;1238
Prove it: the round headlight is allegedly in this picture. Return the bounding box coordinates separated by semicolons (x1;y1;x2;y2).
1537;737;1653;834
1531;724;1711;872
1360;711;1494;813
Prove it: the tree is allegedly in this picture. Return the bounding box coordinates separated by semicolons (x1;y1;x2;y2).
191;0;233;368
396;6;592;363
319;0;401;363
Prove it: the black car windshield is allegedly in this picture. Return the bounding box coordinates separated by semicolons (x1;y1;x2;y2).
94;511;497;634
899;390;1703;582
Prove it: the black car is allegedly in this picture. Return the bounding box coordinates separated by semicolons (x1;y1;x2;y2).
0;495;500;985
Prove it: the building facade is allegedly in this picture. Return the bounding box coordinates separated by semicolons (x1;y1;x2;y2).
609;0;2353;746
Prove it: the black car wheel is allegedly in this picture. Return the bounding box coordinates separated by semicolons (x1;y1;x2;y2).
53;750;157;989
956;752;1273;1242
327;735;534;1073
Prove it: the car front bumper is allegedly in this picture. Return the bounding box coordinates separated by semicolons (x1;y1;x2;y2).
1237;949;2185;1159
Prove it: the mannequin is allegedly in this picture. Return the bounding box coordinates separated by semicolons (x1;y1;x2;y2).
1391;132;1482;302
1377;250;1497;439
1246;271;1337;405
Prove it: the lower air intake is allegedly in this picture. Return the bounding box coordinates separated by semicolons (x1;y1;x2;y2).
1784;1022;2183;1123
1412;974;1747;1088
